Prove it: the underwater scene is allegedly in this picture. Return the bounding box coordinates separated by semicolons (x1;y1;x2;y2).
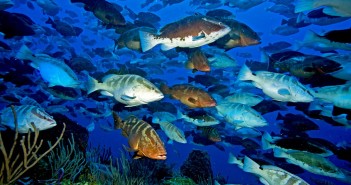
1;0;351;184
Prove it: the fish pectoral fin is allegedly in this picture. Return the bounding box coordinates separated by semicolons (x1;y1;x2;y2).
192;32;206;41
303;66;315;72
105;14;113;21
188;97;198;104
278;88;291;96
122;145;135;152
101;91;114;97
133;152;142;159
121;94;136;101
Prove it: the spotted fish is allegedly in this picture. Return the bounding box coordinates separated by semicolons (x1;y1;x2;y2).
113;112;167;160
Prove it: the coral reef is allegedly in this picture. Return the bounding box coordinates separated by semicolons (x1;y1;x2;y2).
180;150;214;184
0;106;66;184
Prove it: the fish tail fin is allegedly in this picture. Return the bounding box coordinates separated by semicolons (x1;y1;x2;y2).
261;132;273;150
303;30;319;43
139;31;159;52
276;112;284;120
176;110;184;119
273;148;288;158
228;152;242;166
160;83;171;94
237;64;254;81
294;0;318;13
16;45;34;61
86;75;100;94
243;156;262;175
296;12;307;24
188;76;195;83
112;112;123;129
260;50;272;71
45;17;55;25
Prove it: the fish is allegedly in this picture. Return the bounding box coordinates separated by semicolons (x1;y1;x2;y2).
115;27;157;52
178;110;220;126
237;64;314;102
295;0;351;17
155;121;187;144
277;113;320;133
295;30;351;52
34;0;61;16
139;15;231;52
267;50;342;78
261;41;292;53
71;0;125;26
0;0;13;10
235;127;262;139
185;49;211;72
223;93;264;106
197;126;221;142
160;84;216;108
262;132;334;157
273;148;347;179
242;156;309;185
272;24;299;36
112;112;167;160
0;10;36;39
45;18;83;37
216;102;268;129
211;19;261;50
313;84;351;109
87;74;164;107
0;105;57;133
151;111;178;123
298;8;350;26
206;9;235;20
15;45;80;88
205;48;238;69
226;0;265;10
327;54;351;81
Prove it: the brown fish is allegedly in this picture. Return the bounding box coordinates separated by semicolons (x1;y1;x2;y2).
113;112;167;160
115;27;157;52
186;49;211;72
211;19;260;50
161;84;216;108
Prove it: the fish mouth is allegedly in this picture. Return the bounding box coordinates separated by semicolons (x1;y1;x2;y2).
156;154;167;160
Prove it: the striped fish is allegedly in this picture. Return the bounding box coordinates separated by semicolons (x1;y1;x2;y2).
0;105;56;133
87;74;164;107
161;84;216;108
243;156;309;185
15;45;80;88
113;112;167;160
156;122;187;144
237;64;314;102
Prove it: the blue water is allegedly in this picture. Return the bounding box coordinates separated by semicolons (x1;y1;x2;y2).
1;0;351;185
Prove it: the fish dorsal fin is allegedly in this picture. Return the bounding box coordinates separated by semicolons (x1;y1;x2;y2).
102;74;118;82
